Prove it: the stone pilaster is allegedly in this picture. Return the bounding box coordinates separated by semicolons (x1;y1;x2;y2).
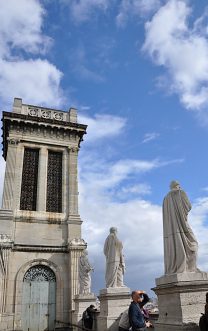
36;147;48;211
68;239;86;312
62;149;68;215
68;147;79;218
0;235;13;314
2;139;19;210
67;147;82;241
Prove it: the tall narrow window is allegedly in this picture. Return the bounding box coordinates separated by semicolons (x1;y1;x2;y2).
20;148;39;211
46;151;62;213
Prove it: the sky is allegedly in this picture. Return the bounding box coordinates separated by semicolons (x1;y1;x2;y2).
1;0;208;297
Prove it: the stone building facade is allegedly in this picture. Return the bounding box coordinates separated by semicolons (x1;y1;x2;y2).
0;98;87;331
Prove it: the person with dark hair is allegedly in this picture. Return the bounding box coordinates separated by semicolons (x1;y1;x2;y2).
199;292;208;331
82;304;97;330
129;291;152;330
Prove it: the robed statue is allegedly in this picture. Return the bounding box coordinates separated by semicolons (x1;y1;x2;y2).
78;249;93;294
163;180;198;274
104;227;125;288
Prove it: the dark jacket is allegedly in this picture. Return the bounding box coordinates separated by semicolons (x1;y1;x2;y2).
129;294;150;331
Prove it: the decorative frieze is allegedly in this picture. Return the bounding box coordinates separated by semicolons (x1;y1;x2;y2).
28;107;65;121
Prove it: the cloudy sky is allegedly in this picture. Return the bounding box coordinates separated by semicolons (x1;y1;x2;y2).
1;0;208;296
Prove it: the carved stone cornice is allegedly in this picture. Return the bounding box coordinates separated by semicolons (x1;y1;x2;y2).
2;111;87;159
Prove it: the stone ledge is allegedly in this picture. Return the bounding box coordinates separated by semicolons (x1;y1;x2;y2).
156;272;208;286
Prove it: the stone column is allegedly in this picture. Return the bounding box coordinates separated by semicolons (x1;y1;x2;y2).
36;147;48;211
68;239;86;313
2;139;19;210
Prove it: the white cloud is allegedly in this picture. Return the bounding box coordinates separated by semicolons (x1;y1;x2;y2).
0;0;64;109
0;0;51;58
79;150;208;292
64;0;111;23
142;132;160;143
79;154;164;291
79;114;126;142
142;0;208;112
0;59;64;108
190;197;208;269
120;183;151;196
116;0;161;27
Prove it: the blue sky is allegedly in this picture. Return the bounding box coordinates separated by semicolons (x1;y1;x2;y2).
1;0;208;296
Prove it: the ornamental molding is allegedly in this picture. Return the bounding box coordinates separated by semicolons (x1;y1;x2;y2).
7;138;20;145
68;146;79;153
0;234;13;243
23;265;56;282
69;238;87;247
28;107;65;122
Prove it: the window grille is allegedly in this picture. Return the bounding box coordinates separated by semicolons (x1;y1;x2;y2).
46;151;62;213
20;148;39;211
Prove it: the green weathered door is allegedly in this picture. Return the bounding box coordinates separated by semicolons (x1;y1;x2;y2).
22;265;56;331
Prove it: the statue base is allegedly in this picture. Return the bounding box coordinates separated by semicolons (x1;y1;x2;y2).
73;293;97;330
153;272;208;331
97;287;131;331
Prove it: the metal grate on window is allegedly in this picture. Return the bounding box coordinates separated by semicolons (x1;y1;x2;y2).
46;151;62;213
20;148;39;211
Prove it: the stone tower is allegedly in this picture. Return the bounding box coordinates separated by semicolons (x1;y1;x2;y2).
0;98;87;331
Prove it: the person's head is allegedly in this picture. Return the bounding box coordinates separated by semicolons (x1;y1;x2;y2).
89;305;95;309
109;227;117;235
131;290;143;303
170;180;180;190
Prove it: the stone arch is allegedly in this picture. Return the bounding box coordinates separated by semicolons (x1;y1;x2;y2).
14;258;64;330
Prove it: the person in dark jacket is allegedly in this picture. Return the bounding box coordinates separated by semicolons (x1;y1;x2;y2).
129;290;152;331
83;304;96;329
199;292;208;331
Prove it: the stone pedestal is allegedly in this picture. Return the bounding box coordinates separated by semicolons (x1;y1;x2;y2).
97;287;131;331
152;272;208;331
73;294;97;330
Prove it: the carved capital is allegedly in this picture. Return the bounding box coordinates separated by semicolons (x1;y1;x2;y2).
69;238;87;248
7;138;20;145
68;146;79;153
0;234;13;244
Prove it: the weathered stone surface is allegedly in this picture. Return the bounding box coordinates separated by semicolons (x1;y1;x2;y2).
97;287;131;331
0;98;87;330
153;273;208;331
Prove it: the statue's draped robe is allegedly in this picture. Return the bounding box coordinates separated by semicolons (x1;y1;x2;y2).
104;233;124;287
163;189;198;274
78;255;92;294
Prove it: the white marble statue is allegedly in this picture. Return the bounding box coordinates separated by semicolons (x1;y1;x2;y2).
104;227;125;288
163;180;198;274
78;249;93;295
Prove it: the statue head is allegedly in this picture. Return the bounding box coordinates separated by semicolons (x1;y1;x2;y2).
170;180;180;190
109;227;117;235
